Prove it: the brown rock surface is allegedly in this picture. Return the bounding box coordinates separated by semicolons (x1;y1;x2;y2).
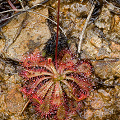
2;8;51;60
5;88;25;114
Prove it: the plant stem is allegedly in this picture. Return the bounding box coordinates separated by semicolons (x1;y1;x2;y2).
55;0;60;68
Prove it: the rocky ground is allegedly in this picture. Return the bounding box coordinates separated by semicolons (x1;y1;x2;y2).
0;0;120;120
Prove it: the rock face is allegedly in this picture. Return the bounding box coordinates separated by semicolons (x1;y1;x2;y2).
2;8;51;60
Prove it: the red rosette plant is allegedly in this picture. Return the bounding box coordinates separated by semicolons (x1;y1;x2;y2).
19;0;93;119
19;49;93;119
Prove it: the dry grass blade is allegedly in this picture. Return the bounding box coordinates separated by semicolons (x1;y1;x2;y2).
78;4;95;53
28;10;66;36
19;0;25;9
20;99;30;115
104;0;120;10
0;9;24;14
0;10;66;36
